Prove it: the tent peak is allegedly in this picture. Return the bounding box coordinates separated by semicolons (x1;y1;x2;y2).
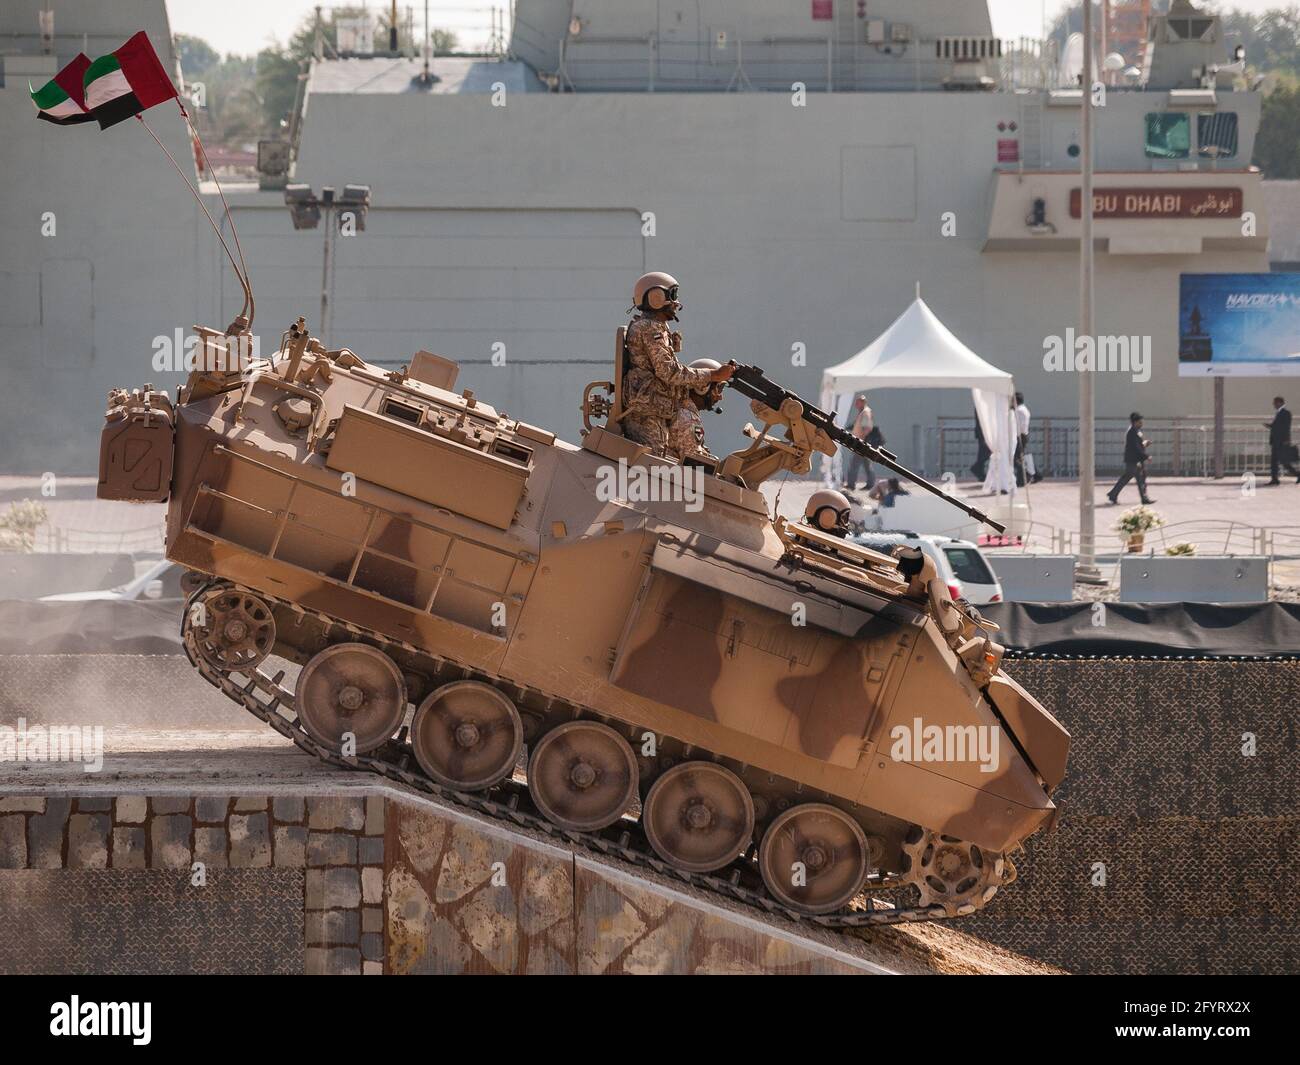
820;295;1015;395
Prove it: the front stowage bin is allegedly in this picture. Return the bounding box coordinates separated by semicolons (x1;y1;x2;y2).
97;386;175;503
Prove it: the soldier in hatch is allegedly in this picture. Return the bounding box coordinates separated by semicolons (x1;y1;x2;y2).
803;488;853;539
668;358;727;461
622;272;734;460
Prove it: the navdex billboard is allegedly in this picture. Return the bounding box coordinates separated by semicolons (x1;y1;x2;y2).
1179;273;1300;377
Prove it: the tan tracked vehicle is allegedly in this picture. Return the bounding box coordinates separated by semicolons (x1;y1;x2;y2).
99;316;1068;921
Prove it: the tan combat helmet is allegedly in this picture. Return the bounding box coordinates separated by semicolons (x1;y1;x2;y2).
688;358;722;410
805;488;852;537
633;271;681;316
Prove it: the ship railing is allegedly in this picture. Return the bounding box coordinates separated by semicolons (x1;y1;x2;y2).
553;35;1045;93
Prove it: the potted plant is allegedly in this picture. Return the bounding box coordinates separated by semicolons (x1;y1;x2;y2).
1115;504;1163;553
1165;541;1196;557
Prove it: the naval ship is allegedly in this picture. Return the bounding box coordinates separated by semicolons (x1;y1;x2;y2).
0;0;1276;472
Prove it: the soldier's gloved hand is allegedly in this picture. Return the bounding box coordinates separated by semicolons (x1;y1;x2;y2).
710;361;736;383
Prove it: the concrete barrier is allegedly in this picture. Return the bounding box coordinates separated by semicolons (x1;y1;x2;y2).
0;553;134;600
986;555;1076;602
1118;555;1269;603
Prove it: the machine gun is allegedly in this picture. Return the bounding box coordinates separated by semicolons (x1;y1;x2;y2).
727;363;1006;533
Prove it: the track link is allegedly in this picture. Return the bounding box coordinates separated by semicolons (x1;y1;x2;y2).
183;583;998;930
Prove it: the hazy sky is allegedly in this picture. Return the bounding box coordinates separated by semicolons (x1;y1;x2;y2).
165;1;1293;58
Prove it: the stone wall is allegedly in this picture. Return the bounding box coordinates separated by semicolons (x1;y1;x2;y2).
0;793;383;975
965;659;1300;974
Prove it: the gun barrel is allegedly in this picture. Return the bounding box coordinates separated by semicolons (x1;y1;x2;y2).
728;364;1007;534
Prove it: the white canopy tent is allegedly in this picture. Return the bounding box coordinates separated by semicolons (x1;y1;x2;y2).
819;296;1018;495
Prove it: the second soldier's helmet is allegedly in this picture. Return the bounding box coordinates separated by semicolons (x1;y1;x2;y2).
688;358;723;409
805;489;852;537
633;271;681;316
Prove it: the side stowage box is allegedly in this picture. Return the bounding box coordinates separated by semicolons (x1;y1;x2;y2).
325;404;530;530
97;387;175;503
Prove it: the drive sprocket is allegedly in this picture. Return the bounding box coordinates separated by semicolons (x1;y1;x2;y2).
900;827;1012;917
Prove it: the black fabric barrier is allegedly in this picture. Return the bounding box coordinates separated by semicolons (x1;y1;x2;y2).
983;601;1300;658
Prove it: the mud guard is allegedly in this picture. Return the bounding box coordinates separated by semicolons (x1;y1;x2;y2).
985;672;1070;790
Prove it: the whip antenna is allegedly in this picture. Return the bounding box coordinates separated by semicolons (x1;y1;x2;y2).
134;113;254;333
178;100;254;329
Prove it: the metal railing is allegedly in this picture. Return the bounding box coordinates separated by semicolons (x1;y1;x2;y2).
932;416;1276;480
550;35;1054;93
980;517;1300;590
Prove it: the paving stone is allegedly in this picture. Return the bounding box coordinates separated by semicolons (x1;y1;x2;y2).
326;947;362;975
364;795;384;836
150;814;193;869
362;866;383;905
229;813;271;867
307;909;359;946
76;797;112;812
0;816;27;868
362;906;383;934
307;868;361;910
274;826;308;867
0;797;45;814
194;827;228;868
233;795;267;812
308;797;365;831
151;797;191;815
115;796;147;824
111;826;146;869
304;911;325;944
195;796;229;823
360;933;383;962
27;798;71;868
308;832;357;867
67;814;110;869
359;837;384;866
304;947;328;975
272;796;305;823
362;960;383;976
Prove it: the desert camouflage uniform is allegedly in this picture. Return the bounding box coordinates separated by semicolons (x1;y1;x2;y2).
621;314;713;460
669;402;713;461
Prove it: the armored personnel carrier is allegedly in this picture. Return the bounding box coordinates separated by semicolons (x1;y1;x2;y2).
98;315;1068;922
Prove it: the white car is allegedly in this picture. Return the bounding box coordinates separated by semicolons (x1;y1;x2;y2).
39;558;188;603
850;532;1004;606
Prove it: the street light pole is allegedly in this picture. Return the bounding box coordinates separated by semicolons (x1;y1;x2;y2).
1078;0;1101;581
284;184;371;345
320;205;333;345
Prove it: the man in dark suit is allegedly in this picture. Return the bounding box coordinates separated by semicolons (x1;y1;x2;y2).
1265;396;1299;486
970;407;991;481
1106;411;1155;505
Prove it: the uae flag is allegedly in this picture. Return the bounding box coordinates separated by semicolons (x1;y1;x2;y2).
83;31;177;129
29;54;94;124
